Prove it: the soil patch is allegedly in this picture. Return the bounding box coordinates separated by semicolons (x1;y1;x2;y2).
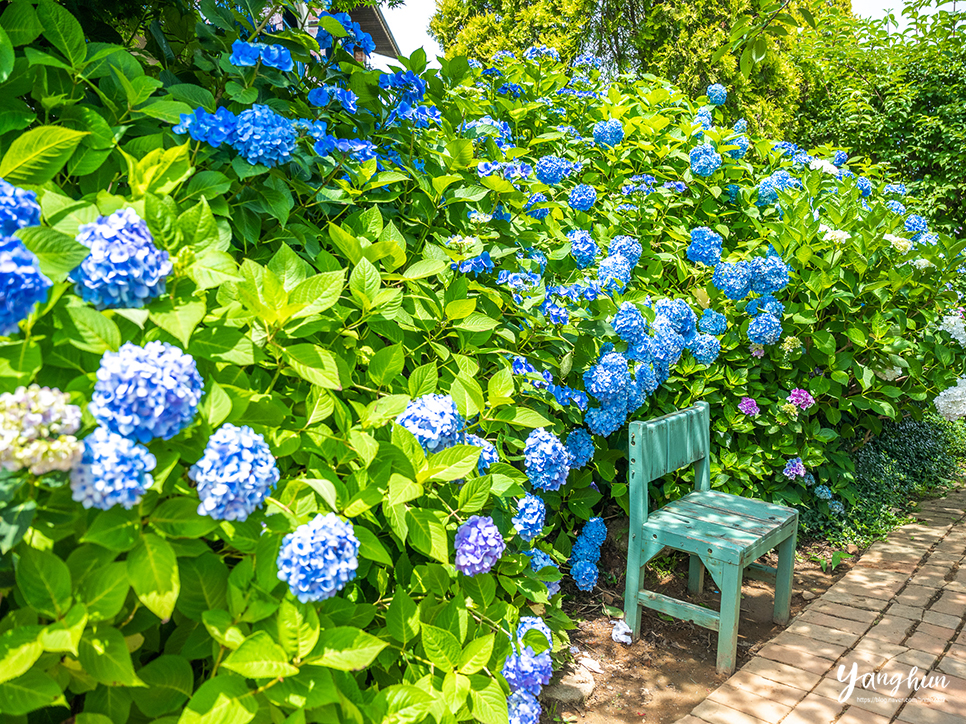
547;518;858;724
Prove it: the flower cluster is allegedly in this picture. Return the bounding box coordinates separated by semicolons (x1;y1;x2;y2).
276;513;360;603
565;428;595;468
454;515;505;576
509;691;541;724
190;424;280;521
690;143;721;177
512;494;546;542
525;549;561;596
0;385;82;475
316;11;376;55
174;104;297;168
0;178;41;237
570;517;606;591
379;70;427;103
524;45;561;63
787;388;815;410
524;428;570;491
593;119;624;147
535;156;580;185
395;394;465;452
699;308;727;335
70;208;172;310
934;378;966;421
568;229;598;268
502;642;552;696
70;427;156;510
308;85;358;113
738;397;760;416
707;83;727;105
90;342;204;443
1;222;52;335
467;433;499;473
229;40;293;71
940;313;966;347
687;227;722;267
568;184;597;211
783;457;806;479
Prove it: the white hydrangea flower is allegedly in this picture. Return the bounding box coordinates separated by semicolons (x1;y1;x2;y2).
935;378;966;421
819;224;851;244
0;385;83;475
940;314;966;347
884;233;912;253
912;258;935;269
810;158;839;175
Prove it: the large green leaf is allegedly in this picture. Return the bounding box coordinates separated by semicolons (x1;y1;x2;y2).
126;534;180;622
0;670;67;715
149;298;206;347
305;627;388;671
80;563;130;622
0;126;88;184
37;0;86;66
405;509;449;562
78;626;144;687
178;675;257;724
277;599;320;660
39;602;87;655
221;631;298;678
131;655;193;715
15;546;72;618
421;624;460;669
80;506;141;551
0;626;44;684
150;497;219;539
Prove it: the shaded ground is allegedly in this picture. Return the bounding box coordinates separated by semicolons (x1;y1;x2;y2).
546;519;860;724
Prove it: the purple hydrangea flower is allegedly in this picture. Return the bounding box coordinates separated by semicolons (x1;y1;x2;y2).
509;690;541;724
455;515;505;576
787;388;815;410
783;457;806;479
738;397;760;416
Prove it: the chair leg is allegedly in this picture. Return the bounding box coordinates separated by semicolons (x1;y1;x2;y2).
688;554;705;596
774;529;796;625
624;551;642;639
716;563;742;675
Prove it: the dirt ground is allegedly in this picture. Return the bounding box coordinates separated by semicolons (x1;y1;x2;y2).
546;519;860;724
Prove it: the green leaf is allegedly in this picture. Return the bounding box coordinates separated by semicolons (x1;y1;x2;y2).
80;563;130;622
284;344;341;390
349;258;381;306
81;506;140;551
457;476;491;513
40;602;88;655
494;407;553;428
37;0;85;66
408;362;438;397
178;675;257;724
368;344;405;387
1;2;42;46
131;655;194;716
78;626;144;687
405;509;449;562
354;525;393;565
277;599;320;660
149;298;206;347
176;552;229;622
0;126;88;184
202;610;246;650
65;306;121;354
222;631;299;678
0;26;14;84
459;633;493;674
289;270;345;317
0;500;35;554
185;170;231;200
151;497;219;538
306;627;388;671
454;313;498;332
402;259;447;279
469;675;508;724
136;99;194;124
15;227;89;282
386;589;419;645
16;546;72;618
421;624;460;669
423;445;481;482
0;626;44;685
127;534;180;622
0;670;67;715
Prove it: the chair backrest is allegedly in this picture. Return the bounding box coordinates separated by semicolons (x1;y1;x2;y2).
628;401;711;525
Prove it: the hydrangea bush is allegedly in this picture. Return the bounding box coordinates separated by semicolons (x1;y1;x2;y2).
0;2;962;723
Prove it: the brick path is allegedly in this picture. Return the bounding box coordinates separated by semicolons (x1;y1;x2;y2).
674;488;966;724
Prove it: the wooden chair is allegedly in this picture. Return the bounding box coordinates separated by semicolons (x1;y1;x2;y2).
623;401;798;674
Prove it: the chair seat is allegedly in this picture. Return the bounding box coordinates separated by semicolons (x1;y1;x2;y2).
641;489;797;566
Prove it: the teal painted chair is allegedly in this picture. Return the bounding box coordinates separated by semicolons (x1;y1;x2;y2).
623;401;798;674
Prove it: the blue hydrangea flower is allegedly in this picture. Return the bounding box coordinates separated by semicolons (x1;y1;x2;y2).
524;193;550;220
746;294;784;317
395;394;465;453
707;83;727;105
593;119;624;147
0;178;41;237
90;341;204;443
814;485;832;500
585;403;626;437
502;644;552;695
315;135;378;163
568;184;597;212
259;44;294;71
525;549;561;596
687;227;722;267
748;312;783;345
608;235;642;267
886;200;907;215
712;261;753;300
733;119;748;133
173;107;238;146
568;230;598;268
783;458;806;479
70;427;156;510
455;515;505;576
276;513;360;603
828;499;844;514
523;44;561;63
856;176;872;197
498;82;523;98
463;116;513;148
232;104;297;167
728;134;750;159
509;690;541;724
190;424;280;521
905;214;929;236
467;433;499;473
535;156;574;185
524;428;570;491
663;180;687;193
513;494;546;542
308;85;358;113
229;40;262;67
833;150;848;167
584;351;631;403
750;255;790;294
378;70;427;103
694;107;713;132
70;208;172;310
565;428;595;468
699;308;727;335
612;302;648;344
690;143;722;177
884;183;907;196
688;334;721;365
571;560;598;591
654;299;697;336
598;254;632;293
0;237;52;336
579;517;606;548
725;184;741;203
453;252;494;276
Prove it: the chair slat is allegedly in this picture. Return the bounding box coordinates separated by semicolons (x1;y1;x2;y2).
668;498;776;537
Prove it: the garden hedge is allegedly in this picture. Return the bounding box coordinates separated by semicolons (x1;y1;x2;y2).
0;2;963;723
